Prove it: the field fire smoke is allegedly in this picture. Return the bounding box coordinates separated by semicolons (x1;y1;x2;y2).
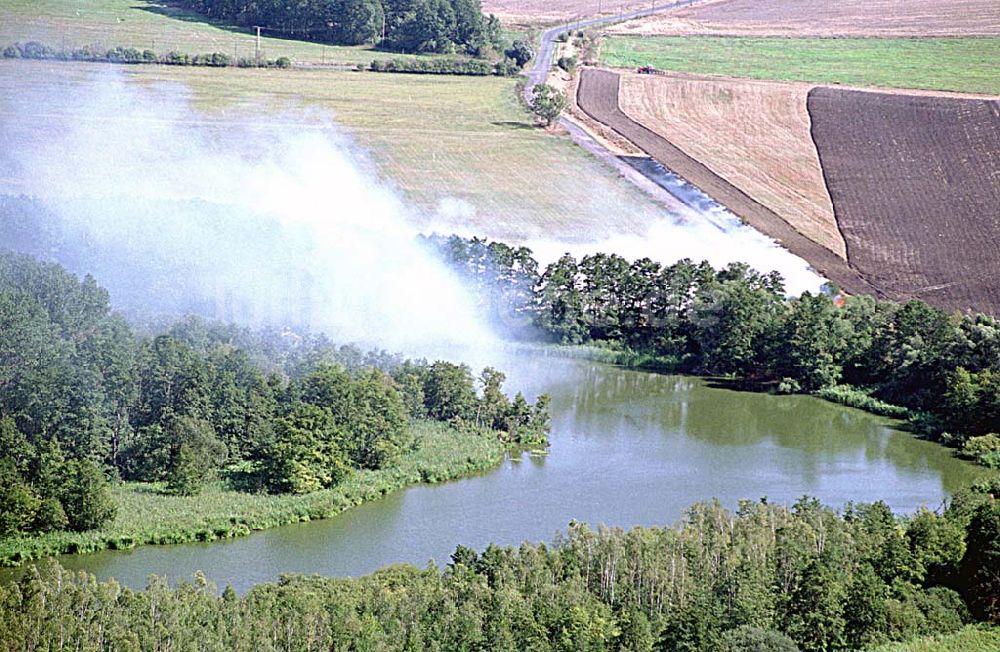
0;72;495;354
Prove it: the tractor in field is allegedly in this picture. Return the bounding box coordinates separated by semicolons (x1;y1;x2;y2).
637;65;665;75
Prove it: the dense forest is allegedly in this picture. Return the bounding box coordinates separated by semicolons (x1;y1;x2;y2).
0;250;549;538
178;0;505;54
425;235;1000;466
2;479;998;651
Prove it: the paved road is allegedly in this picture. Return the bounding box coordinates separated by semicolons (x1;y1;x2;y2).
523;0;699;102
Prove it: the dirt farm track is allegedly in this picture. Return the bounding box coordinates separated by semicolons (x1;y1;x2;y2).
577;68;1000;314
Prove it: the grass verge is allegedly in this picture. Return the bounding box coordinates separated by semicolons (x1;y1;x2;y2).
600;36;1000;95
0;421;505;567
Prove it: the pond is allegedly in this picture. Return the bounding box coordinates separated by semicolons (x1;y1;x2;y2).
53;355;981;592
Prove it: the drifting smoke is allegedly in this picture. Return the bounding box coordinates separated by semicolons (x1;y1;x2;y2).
427;160;826;296
525;217;826;297
0;71;495;355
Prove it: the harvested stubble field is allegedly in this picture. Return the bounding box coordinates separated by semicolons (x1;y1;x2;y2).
808;87;1000;315
610;0;1000;37
0;61;667;243
617;72;843;257
599;36;1000;96
482;0;652;25
0;0;423;66
575;67;875;296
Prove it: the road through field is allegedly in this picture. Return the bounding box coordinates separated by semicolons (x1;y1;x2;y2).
524;0;696;100
522;0;723;222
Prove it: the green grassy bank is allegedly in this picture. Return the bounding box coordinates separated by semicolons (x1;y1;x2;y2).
600;36;1000;95
869;624;1000;651
0;421;506;567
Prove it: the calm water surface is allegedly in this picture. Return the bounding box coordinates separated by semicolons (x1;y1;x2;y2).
51;355;981;592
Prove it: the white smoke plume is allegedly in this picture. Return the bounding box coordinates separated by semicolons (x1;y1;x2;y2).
0;70;495;355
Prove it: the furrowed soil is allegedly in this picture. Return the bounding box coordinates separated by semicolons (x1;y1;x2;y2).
808;87;1000;315
575;67;876;296
617;72;844;257
610;0;1000;37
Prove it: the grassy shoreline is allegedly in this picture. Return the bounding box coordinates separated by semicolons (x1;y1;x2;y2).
0;421;507;567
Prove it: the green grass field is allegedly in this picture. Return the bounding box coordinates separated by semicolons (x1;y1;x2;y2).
0;421;505;566
601;36;1000;95
869;625;1000;651
0;0;427;65
0;60;665;241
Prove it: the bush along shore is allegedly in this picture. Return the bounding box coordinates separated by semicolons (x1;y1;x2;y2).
0;251;550;565
426;235;1000;468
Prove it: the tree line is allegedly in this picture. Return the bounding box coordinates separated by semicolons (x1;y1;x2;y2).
178;0;505;55
0;251;548;537
2;41;292;68
425;235;1000;466
2;479;998;651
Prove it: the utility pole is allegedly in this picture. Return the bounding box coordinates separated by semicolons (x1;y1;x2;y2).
255;26;261;63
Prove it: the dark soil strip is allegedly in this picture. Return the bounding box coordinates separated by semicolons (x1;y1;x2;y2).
808;87;1000;315
576;68;880;298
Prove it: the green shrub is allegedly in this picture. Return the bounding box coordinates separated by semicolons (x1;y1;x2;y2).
557;55;577;73
369;57;494;76
816;385;912;418
718;626;800;652
961;434;1000;467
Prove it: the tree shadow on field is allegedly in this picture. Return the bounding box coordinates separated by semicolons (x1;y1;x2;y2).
133;1;308;44
492;120;534;130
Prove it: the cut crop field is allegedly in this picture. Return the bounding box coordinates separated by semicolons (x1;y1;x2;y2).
808;87;1000;315
0;60;668;243
575;67;874;296
610;0;1000;37
617;72;843;257
600;36;1000;96
0;0;422;65
482;0;651;25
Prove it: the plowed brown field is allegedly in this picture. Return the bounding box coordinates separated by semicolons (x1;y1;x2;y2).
618;72;844;257
575;68;877;296
610;0;1000;36
809;88;1000;314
